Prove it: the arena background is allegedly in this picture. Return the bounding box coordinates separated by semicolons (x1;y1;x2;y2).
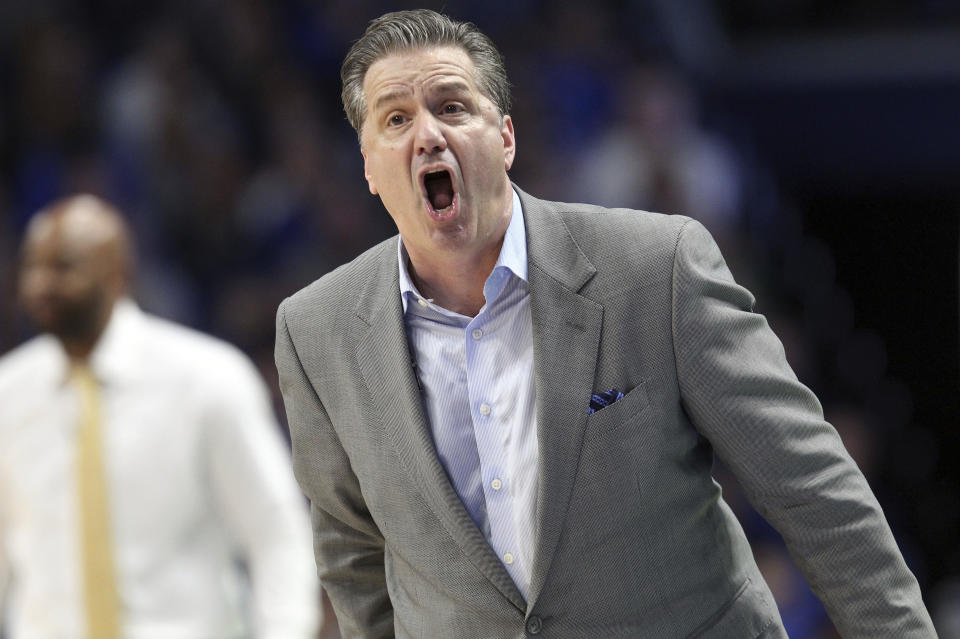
0;1;958;636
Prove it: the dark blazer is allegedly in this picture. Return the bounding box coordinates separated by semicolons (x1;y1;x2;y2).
276;186;935;638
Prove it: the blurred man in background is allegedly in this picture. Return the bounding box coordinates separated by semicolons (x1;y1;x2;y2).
0;195;319;638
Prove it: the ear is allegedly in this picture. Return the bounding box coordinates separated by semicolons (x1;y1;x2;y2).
361;148;378;195
501;115;516;171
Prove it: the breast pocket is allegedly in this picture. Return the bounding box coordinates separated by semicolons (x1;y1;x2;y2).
585;380;650;433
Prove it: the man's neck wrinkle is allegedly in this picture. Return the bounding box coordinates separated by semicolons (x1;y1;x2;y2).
408;257;491;318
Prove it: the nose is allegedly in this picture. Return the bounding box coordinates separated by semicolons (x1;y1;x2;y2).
414;113;446;156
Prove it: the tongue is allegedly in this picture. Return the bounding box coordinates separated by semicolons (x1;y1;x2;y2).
425;173;454;210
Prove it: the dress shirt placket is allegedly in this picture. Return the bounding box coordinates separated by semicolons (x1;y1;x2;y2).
405;302;490;533
465;272;528;591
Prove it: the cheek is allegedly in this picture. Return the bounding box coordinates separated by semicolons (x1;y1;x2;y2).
476;137;509;179
368;149;408;187
18;270;39;298
18;269;64;301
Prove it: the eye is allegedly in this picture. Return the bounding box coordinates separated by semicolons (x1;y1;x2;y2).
442;103;465;115
387;113;407;127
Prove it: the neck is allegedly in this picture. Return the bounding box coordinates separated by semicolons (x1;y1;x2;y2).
57;300;116;363
408;244;501;317
61;336;98;363
405;187;514;316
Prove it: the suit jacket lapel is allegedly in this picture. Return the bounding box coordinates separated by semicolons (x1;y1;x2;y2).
518;188;604;608
353;240;526;610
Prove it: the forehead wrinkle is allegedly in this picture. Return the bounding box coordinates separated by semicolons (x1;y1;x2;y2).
367;48;477;95
372;86;414;113
424;78;473;96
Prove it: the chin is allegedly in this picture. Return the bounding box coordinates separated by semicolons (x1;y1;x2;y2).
41;301;107;343
431;223;476;249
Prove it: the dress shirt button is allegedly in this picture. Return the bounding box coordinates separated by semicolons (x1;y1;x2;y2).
526;615;543;635
503;552;514;565
479;403;491;416
471;328;483;340
417;298;428;307
491;478;503;491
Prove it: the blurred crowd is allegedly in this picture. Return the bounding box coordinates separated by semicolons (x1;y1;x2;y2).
1;1;957;637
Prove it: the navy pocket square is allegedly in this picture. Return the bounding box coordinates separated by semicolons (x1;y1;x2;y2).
588;389;625;414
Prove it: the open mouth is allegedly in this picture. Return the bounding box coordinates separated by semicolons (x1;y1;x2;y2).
423;170;455;212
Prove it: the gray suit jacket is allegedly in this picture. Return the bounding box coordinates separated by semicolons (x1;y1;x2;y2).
275;187;935;638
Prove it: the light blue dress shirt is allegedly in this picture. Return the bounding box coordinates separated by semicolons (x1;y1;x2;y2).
398;189;539;598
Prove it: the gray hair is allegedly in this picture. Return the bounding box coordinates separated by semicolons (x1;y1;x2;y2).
341;9;512;139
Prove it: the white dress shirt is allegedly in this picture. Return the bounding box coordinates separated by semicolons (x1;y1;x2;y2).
0;299;319;638
398;189;539;598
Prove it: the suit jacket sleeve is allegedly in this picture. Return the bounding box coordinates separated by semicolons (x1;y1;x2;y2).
670;219;936;637
275;300;395;639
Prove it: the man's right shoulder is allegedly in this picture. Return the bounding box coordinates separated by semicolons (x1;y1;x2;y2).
0;335;59;395
279;234;398;323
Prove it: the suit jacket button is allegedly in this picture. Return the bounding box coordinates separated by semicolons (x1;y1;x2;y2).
526;615;543;635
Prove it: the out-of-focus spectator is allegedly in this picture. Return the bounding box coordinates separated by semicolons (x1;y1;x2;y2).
0;195;320;638
570;63;743;240
753;540;831;637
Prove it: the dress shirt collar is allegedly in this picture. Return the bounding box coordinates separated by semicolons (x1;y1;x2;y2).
398;187;527;313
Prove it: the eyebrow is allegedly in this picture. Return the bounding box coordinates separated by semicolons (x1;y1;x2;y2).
372;88;413;113
371;80;473;113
